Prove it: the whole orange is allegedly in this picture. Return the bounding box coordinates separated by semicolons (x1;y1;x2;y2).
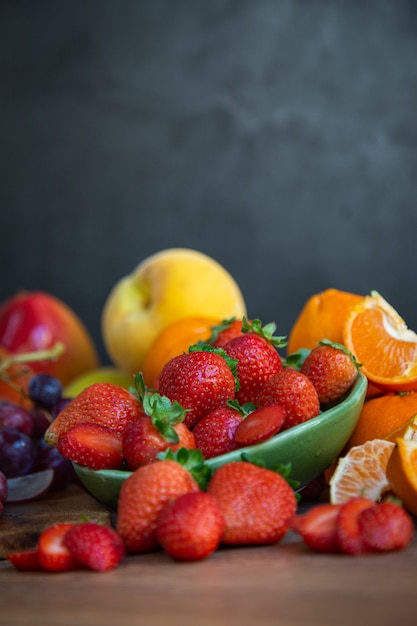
346;392;417;449
287;288;363;355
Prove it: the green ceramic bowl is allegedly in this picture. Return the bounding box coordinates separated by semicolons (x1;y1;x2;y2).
74;372;367;508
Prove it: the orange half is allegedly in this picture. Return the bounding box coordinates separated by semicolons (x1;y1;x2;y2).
343;291;417;392
386;438;417;516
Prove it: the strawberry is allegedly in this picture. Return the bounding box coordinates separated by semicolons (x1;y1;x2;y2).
207;461;297;545
233;404;285;447
6;549;42;571
38;522;80;572
300;340;359;405
117;458;201;553
63;522;125;572
223;318;286;404
256;367;320;430
336;496;375;555
57;422;124;470
192;401;244;459
122;373;195;469
44;382;142;447
290;504;342;553
156;491;225;561
357;500;414;552
158;347;237;429
208;318;246;347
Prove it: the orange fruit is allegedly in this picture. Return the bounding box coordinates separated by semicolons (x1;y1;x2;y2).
329;439;395;504
287;288;363;355
142;316;221;387
343;291;417;392
385;413;417;443
346;392;417;449
386;438;417;515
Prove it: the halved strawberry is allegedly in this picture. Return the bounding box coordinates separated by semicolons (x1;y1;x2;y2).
290;504;342;553
336;496;375;555
6;549;42;571
57;422;124;470
38;522;80;572
234;405;285;447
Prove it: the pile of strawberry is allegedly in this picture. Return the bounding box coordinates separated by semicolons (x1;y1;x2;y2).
42;318;360;470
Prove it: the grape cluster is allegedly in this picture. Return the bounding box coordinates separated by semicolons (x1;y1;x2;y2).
0;373;76;509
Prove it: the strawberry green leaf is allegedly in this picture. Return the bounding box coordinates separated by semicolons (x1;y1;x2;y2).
241;317;287;348
206;317;237;344
158;448;213;490
284;348;311;370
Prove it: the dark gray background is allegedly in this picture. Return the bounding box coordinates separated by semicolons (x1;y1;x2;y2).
1;0;417;364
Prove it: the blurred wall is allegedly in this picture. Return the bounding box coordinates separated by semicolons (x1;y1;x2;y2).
1;0;417;363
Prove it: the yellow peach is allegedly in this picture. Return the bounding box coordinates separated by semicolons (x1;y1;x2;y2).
101;248;246;374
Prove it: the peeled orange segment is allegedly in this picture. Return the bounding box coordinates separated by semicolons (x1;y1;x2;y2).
329;439;395;504
343;292;417;392
386;438;417;516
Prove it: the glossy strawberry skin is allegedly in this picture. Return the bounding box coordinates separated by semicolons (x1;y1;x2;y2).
37;522;80;572
256;367;320;430
158;351;236;429
192;405;243;459
64;522;125;572
57;422;124;470
208;462;297;545
290;504;342;553
233;405;285;447
157;491;225;561
122;416;195;469
357;501;414;552
223;333;283;404
117;459;200;554
44;383;142;447
301;344;358;405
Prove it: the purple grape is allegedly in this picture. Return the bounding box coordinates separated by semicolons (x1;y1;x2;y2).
34;438;78;490
28;373;63;409
0;470;8;505
0;428;35;478
30;406;52;437
0;401;34;436
50;397;72;420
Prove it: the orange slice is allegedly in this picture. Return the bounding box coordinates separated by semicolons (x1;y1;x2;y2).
385;413;417;443
386;438;417;516
343;291;417;392
329;439;395;504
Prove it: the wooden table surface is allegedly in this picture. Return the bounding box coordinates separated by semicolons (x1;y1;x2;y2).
0;486;416;626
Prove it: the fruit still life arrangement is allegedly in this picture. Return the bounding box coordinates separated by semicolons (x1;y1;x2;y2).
1;247;416;573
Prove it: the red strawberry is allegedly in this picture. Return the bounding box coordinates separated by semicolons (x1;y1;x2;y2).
223;318;286;404
290;504;342;553
192;402;244;459
209;318;247;347
357;500;414;552
336;496;375;555
64;522;125;572
44;382;142;447
38;522;80;572
6;549;42;571
122;374;195;469
117;458;200;553
300;340;359;405
207;461;297;545
233;404;285;447
157;491;225;561
158;348;237;429
256;367;320;430
57;422;124;470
